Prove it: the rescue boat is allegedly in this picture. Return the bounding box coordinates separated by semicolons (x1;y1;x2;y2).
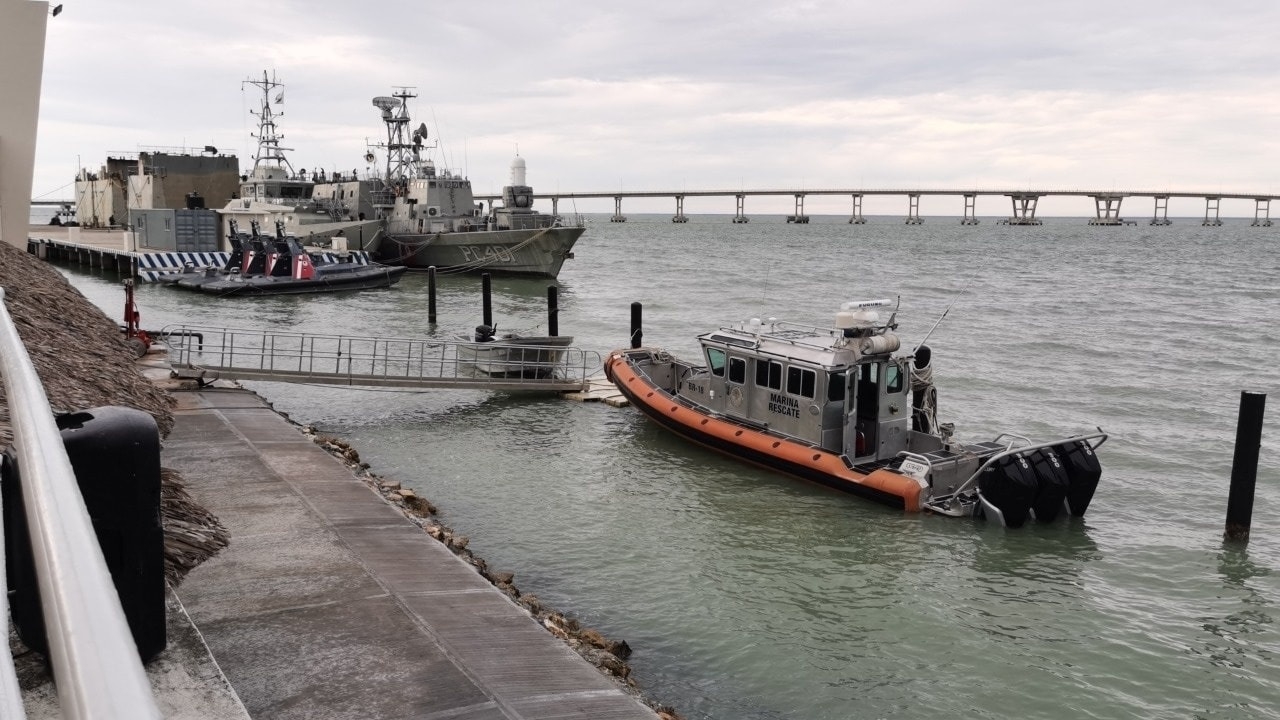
603;300;1107;526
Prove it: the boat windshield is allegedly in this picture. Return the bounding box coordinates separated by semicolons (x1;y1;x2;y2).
707;348;726;376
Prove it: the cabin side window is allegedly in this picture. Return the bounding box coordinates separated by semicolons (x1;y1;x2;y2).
755;359;782;390
886;363;904;394
828;372;846;402
707;348;726;377
787;366;817;399
728;357;747;384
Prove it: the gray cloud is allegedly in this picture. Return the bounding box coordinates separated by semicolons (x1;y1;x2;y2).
28;0;1280;215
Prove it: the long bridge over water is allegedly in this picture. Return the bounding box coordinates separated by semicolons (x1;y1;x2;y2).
473;188;1278;227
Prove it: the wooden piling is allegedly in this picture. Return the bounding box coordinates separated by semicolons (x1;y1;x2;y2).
1224;391;1266;543
547;286;559;337
630;302;642;349
427;266;437;324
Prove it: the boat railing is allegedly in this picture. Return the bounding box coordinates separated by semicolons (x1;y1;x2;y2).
555;213;588;228
160;325;600;392
0;288;163;718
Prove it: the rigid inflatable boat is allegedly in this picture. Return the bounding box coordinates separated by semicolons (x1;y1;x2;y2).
158;219;406;297
604;300;1107;526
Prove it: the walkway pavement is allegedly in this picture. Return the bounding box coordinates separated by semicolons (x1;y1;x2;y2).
165;386;658;720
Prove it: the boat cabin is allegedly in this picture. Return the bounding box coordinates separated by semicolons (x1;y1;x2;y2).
675;300;930;464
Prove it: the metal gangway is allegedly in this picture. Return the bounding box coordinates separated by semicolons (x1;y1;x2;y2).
162;325;601;392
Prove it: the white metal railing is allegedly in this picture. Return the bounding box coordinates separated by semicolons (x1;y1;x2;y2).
0;288;162;719
162;324;600;392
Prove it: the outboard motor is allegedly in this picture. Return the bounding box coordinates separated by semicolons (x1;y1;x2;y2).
977;454;1037;528
474;324;496;342
1054;439;1103;516
1026;448;1070;522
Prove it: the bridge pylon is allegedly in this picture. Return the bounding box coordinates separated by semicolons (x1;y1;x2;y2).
1203;197;1223;227
732;194;750;223
848;194;865;224
1252;198;1272;227
905;194;924;225
672;195;689;223
961;194;979;225
611;196;626;223
1150;195;1172;226
1088;194;1134;226
786;193;809;223
1000;194;1043;226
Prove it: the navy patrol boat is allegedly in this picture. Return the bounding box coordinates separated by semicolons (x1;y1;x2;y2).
310;88;583;277
605;299;1107;527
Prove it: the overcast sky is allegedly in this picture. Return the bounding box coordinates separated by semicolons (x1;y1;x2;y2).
28;0;1280;216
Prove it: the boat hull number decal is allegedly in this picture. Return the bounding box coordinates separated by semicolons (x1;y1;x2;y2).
460;245;516;263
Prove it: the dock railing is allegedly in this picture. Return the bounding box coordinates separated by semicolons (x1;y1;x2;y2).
0;288;162;719
162;325;600;392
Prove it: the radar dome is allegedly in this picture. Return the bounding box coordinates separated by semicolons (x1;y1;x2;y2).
509;156;527;186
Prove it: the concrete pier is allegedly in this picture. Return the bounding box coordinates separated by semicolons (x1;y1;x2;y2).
164;386;658;719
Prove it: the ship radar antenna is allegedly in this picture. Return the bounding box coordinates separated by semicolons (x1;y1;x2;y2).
368;86;432;181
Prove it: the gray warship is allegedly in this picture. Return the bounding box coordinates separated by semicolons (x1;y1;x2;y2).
311;88;584;277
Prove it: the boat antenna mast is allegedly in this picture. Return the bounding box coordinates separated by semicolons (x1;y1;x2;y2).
245;70;296;178
913;279;972;354
371;87;434;184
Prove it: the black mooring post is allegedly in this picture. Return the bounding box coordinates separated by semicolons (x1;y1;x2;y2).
1225;391;1266;543
547;286;559;337
630;302;643;349
481;273;493;328
427;266;437;325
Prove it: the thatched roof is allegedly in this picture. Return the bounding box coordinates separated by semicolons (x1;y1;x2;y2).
0;242;225;583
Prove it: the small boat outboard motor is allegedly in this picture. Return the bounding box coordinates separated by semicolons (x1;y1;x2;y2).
1026;448;1070;522
1054;439;1103;516
977;454;1037;527
474;324;496;342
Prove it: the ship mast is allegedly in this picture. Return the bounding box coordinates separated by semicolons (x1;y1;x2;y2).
372;87;432;183
246;70;296;178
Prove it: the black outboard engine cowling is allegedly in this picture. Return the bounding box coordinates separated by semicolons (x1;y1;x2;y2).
977;454;1038;528
474;324;496;342
1055;439;1103;516
1027;448;1070;522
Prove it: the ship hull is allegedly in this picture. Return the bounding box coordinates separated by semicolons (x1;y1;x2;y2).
159;264;406;297
375;226;584;277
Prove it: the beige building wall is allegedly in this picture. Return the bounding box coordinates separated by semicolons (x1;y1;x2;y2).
0;0;49;249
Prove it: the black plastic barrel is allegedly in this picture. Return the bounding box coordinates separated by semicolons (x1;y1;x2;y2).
1;406;166;663
977;454;1038;528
